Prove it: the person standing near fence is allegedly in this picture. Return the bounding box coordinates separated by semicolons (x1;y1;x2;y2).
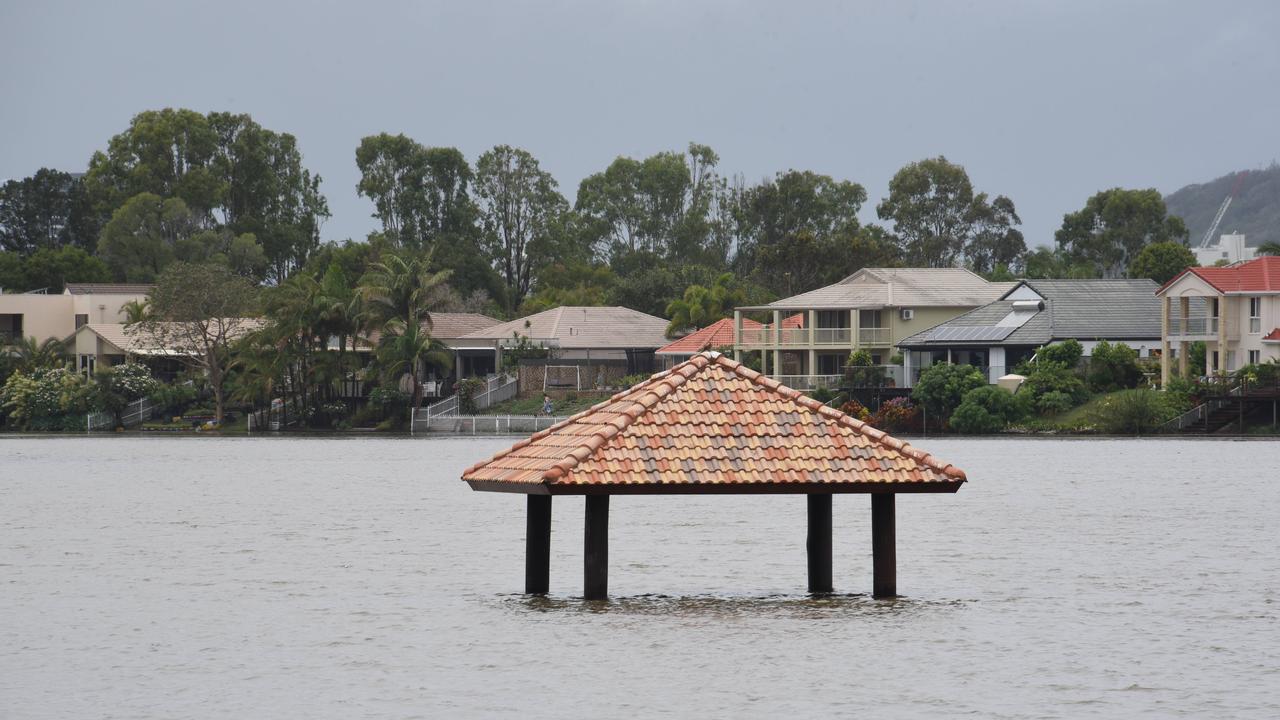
541;394;553;416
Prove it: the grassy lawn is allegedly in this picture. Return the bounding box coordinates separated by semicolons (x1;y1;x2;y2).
1018;388;1189;433
481;394;605;416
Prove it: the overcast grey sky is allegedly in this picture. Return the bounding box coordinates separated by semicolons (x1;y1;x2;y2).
3;0;1278;249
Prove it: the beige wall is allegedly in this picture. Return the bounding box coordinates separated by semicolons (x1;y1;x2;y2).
0;291;148;344
0;294;75;342
890;306;974;345
72;292;148;325
1228;294;1280;364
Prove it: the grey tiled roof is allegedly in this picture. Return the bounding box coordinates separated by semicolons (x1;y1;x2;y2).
899;279;1162;347
64;283;154;295
740;268;1014;311
458;306;670;349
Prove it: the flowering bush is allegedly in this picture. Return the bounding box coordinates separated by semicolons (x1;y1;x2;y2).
869;396;917;432
1;368;93;430
104;363;158;400
838;398;871;422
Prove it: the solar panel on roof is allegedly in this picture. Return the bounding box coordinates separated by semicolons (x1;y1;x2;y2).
927;325;1016;342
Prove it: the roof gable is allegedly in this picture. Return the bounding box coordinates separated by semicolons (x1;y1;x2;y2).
1162;256;1280;295
463;352;965;492
460;306;669;348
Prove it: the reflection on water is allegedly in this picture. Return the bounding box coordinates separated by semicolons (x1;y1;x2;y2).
2;436;1278;719
502;592;971;620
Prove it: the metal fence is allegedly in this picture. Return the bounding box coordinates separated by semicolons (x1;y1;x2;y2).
419;374;516;422
86;397;158;431
416;414;569;434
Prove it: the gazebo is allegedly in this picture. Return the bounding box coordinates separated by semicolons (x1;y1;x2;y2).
462;351;966;599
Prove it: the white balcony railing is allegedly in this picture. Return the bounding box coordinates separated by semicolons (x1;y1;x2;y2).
774;374;846;391
812;327;852;345
858;327;891;345
1167;316;1237;339
734;325;889;347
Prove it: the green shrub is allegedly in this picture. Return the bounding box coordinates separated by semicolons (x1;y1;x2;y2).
912;363;986;419
949;385;1023;434
620;373;650;388
455;377;484;415
1038;339;1083;367
949;401;1004;434
1086;340;1143;392
1022;362;1089;410
844;349;887;387
1087;389;1181;434
148;382;198;416
1036;390;1075;415
809;387;836;404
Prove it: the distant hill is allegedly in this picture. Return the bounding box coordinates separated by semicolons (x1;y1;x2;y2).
1164;163;1280;247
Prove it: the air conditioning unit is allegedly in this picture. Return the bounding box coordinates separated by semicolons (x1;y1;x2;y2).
900;308;914;321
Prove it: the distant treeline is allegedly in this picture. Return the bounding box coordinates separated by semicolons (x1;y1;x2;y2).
2;107;1202;320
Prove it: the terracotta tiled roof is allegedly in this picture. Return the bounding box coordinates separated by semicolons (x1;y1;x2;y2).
1161;256;1280;295
656;315;804;355
463;352;965;494
1263;329;1280;343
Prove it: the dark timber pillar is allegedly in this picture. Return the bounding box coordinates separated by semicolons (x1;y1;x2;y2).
584;495;609;600
525;495;551;594
807;494;833;594
871;493;897;598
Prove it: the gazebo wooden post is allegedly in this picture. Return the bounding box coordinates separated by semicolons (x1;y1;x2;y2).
584;495;609;599
871;493;896;597
525;495;552;594
807;493;833;594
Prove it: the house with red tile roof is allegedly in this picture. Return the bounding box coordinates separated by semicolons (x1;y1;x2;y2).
655;314;803;368
1157;256;1280;384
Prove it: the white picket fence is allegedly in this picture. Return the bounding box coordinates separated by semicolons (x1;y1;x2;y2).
416;415;569;435
86;397;158;431
418;374;517;420
412;374;520;434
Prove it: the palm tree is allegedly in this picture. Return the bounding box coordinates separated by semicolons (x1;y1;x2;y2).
359;249;452;329
120;299;151;325
1255;241;1280;256
8;336;67;373
374;318;453;410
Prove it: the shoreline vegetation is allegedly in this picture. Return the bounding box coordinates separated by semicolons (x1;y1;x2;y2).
3;108;1279;437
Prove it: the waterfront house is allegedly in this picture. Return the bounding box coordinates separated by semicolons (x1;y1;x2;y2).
898;279;1162;384
1157;255;1280;384
456;306;669;392
0;283;152;345
364;312;502;396
655;315;803;369
731;268;1013;389
69;318;262;381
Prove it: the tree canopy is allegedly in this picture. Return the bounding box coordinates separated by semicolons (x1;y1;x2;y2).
85;109;329;281
1055;188;1188;278
1128;241;1196;284
876;156;1025;271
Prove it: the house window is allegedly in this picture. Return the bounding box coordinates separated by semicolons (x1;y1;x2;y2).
816;311;848;329
1249;350;1260;365
1248;297;1261;333
75;313;89;329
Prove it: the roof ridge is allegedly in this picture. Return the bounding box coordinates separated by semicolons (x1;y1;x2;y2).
462;350;967;485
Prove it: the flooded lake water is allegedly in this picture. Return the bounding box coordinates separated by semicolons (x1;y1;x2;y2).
2;436;1278;718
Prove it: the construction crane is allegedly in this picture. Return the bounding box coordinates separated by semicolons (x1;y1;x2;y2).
1198;171;1249;248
